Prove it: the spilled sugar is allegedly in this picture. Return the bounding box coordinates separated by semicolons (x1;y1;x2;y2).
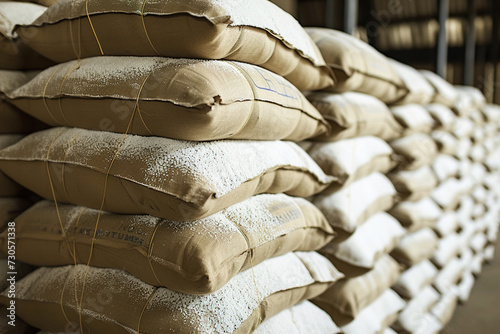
0;128;332;200
10;252;338;333
0;2;47;38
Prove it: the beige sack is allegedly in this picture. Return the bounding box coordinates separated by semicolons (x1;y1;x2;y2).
420;70;458;107
0;2;54;70
0;70;46;134
431;131;458;155
389;165;438;202
433;212;459;238
390;104;435;134
341;289;406;334
320;212;404;269
0;197;33;232
425;104;456;131
0;127;333;220
395;286;440;333
432;233;462;268
391;228;439;267
313;172;396;234
306;28;407;104
389;197;442;232
389;59;434;105
393;260;438;299
305;136;397;187
432;154;460;182
1;195;334;294
8;57;328;141
431;289;459;327
254;301;342;334
313;255;401;325
390;133;438;171
0;135;24;196
15;0;333;91
306;91;403;141
0;252;343;334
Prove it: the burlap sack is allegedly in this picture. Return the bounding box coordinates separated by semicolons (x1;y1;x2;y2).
8;57;329;141
305;136;397;187
420;70;458;108
0;197;33;232
390;59;434;105
432;233;461;268
0;252;343;334
431;131;458;155
0;307;36;334
0;134;24;196
341;289;406;334
0;70;46;134
306;91;403;141
389;165;438;202
320;212;405;269
425;104;456;131
390;104;435;134
305;28;407;104
313;172;396;235
254;301;342;334
469;144;487;163
0;2;53;70
431;289;459;327
312;255;401;325
432;154;460;182
433;212;459;238
454;86;486;109
412;313;443;334
0;127;333;220
430;178;462;211
15;0;333;91
391;228;439;267
394;286;440;333
2;195;335;294
393;260;438;300
452;117;475;139
482;104;500;123
456;271;475;302
390;133;438;171
389;197;442;232
434;258;465;295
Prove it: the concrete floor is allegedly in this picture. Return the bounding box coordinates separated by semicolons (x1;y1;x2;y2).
445;245;500;334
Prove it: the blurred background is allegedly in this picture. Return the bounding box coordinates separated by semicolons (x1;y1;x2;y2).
270;0;500;104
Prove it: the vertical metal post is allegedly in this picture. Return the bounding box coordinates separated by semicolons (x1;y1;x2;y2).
344;0;359;35
491;0;499;103
436;0;449;78
325;0;335;28
464;0;477;85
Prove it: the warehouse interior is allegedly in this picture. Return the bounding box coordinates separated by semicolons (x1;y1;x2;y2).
1;0;499;333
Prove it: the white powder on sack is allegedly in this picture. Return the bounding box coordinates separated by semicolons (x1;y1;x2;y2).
1;128;332;200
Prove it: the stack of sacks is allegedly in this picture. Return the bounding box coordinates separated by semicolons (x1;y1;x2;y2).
302;28;408;333
482;104;500;261
0;1;52;233
383;61;445;333
0;1;349;332
0;3;55;332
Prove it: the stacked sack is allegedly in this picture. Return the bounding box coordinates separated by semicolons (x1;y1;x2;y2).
299;28;411;333
0;1;60;332
0;0;350;333
387;62;459;333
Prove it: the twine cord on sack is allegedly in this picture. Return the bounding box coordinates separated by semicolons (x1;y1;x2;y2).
76;73;153;333
226;216;263;324
57;61;83;126
141;0;160;56
146;222;164;286
137;287;158;333
85;0;104;55
69;2;85;59
42;68;62;124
